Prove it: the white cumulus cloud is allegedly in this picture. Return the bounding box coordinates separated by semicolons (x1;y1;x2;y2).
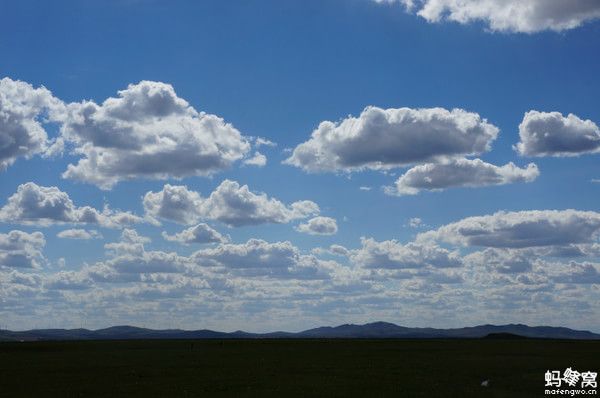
285;106;499;173
465;248;533;274
386;158;539;195
553;262;600;284
376;0;600;33
0;230;46;269
0;182;144;228
57;229;103;240
296;216;338;235
0;77;64;171
162;223;229;245
350;237;462;269
515;111;600;157
143;180;319;227
57;80;251;189
192;239;334;279
419;210;600;248
408;217;423;228
243;151;267;167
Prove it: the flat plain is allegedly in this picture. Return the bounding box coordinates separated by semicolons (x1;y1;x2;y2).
1;339;598;397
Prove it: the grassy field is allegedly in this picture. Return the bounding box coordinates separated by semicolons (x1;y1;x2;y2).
1;338;598;397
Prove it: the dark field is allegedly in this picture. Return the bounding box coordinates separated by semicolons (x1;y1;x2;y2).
1;339;598;397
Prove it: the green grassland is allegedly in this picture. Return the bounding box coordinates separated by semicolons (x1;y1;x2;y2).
1;339;598;397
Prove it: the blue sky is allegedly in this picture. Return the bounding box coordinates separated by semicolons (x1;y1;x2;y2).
1;0;600;332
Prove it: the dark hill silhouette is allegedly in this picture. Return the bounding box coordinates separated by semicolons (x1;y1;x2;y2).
1;322;598;341
483;332;530;340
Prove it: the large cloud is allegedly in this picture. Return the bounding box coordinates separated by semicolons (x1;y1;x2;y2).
0;77;63;171
0;182;144;227
0;230;45;269
58;81;251;189
284;106;499;172
515;111;600;157
296;216;338;235
85;234;338;283
350;237;462;269
420;210;600;248
376;0;600;33
162;223;229;245
143;180;319;227
387;158;539;195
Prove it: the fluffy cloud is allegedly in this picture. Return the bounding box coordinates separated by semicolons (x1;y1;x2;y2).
192;239;335;279
387;158;539;195
329;244;350;256
86;229;191;277
350;237;462;269
408;217;423;228
285;106;499;172
198;180;319;227
243;152;267;167
420;210;600;248
311;244;351;257
104;229;150;257
44;270;93;290
376;0;600;33
57;81;251;189
142;184;203;225
0;270;41;287
515;111;600;157
0;77;63;170
465;248;533;274
85;234;340;283
0;182;144;227
107;251;188;275
254;137;276;147
144;180;319;227
553;262;600;284
296;216;338;235
193;239;298;269
162;223;229;245
0;230;45;269
57;229;102;240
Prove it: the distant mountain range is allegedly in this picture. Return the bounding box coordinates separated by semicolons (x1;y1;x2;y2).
1;322;598;342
